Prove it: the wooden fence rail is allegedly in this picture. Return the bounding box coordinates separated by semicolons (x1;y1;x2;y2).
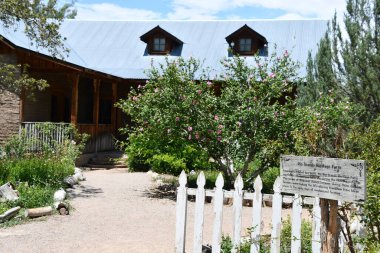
175;171;323;253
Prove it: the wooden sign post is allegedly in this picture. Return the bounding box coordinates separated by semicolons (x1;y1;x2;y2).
280;155;366;253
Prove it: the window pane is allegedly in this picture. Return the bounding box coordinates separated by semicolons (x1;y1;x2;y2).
153;37;166;51
239;38;252;52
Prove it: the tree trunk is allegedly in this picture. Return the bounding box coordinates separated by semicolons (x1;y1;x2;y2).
320;199;340;253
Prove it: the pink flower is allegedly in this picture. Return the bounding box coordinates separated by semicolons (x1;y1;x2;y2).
282;112;285;117
132;96;138;101
197;90;202;95
167;129;171;134
214;115;219;121
208;129;213;134
330;99;334;103
188;134;192;140
195;132;200;139
269;72;276;78
146;80;149;84
216;129;222;134
284;50;289;57
188;126;193;132
207;81;213;87
154;88;159;93
218;125;223;129
175;117;180;122
217;136;222;142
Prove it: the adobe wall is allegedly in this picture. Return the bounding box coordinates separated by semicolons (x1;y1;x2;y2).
0;53;20;146
0;90;20;146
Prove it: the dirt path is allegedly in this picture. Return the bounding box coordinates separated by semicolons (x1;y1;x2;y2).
0;169;310;253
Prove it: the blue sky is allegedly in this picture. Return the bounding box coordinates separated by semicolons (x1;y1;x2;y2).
66;0;347;21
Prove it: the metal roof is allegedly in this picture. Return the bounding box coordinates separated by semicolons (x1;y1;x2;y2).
0;20;328;79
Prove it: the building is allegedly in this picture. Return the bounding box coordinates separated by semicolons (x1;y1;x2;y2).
0;20;328;151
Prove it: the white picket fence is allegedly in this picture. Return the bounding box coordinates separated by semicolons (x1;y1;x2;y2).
175;171;323;253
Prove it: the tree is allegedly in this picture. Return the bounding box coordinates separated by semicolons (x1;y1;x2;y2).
119;51;301;183
0;0;76;94
299;0;380;124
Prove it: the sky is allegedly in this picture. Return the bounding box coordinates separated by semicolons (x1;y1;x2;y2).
65;0;347;21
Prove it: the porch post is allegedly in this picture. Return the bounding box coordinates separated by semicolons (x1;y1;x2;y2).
111;82;118;135
70;74;79;126
93;79;100;153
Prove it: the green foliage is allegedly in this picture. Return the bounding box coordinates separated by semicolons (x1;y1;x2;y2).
119;53;301;183
0;0;76;58
280;217;312;253
293;91;362;158
149;154;187;176
300;0;380;125
0;125;86;224
187;170;222;189
260;167;280;194
14;184;55;209
344;117;380;248
0;157;74;188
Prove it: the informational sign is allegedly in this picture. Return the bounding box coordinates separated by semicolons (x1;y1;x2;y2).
280;155;366;202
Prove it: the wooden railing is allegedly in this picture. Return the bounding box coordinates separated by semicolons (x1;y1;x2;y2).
20;122;73;151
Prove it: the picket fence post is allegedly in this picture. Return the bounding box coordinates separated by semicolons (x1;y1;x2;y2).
193;172;206;253
232;174;244;253
270;177;282;253
212;173;224;253
175;171;188;253
250;175;263;253
291;194;303;253
312;197;321;253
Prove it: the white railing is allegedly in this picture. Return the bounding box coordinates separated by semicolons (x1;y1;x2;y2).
175;171;323;253
20;122;73;151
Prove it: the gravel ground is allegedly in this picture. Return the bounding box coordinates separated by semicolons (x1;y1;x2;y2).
0;169;310;253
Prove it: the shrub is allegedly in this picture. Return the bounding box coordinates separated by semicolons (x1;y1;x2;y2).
280;216;312;253
14;183;55;209
187;170;222;189
5;157;74;188
260;167;280;194
149;154;187;176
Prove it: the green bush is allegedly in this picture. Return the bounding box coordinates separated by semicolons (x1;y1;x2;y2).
220;218;312;253
124;133;215;174
0;157;74;188
187;170;222;189
14;184;55;209
260;167;280;194
280;216;312;253
149;154;187;176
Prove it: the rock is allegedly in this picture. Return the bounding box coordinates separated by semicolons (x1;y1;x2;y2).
53;189;66;202
0;182;19;202
74;167;85;181
25;206;53;218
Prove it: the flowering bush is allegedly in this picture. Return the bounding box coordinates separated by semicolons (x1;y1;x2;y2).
118;51;301;182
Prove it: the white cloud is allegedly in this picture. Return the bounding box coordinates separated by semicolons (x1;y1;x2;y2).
168;0;346;20
75;3;162;20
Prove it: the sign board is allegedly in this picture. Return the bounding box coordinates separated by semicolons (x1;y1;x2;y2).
280;155;366;202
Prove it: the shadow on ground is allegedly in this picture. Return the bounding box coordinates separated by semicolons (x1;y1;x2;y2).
144;183;177;201
67;184;103;199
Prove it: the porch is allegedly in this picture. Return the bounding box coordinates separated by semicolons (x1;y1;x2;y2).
20;73;132;153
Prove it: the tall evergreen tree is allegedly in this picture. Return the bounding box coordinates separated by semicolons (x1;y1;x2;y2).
300;0;380;124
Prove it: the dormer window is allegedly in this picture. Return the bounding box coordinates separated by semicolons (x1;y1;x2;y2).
226;24;268;56
239;38;252;52
153;37;166;52
140;26;183;55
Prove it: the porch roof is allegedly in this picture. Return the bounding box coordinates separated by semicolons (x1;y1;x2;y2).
0;20;328;80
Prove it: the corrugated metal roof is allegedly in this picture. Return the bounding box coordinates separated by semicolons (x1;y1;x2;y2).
0;20;328;79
